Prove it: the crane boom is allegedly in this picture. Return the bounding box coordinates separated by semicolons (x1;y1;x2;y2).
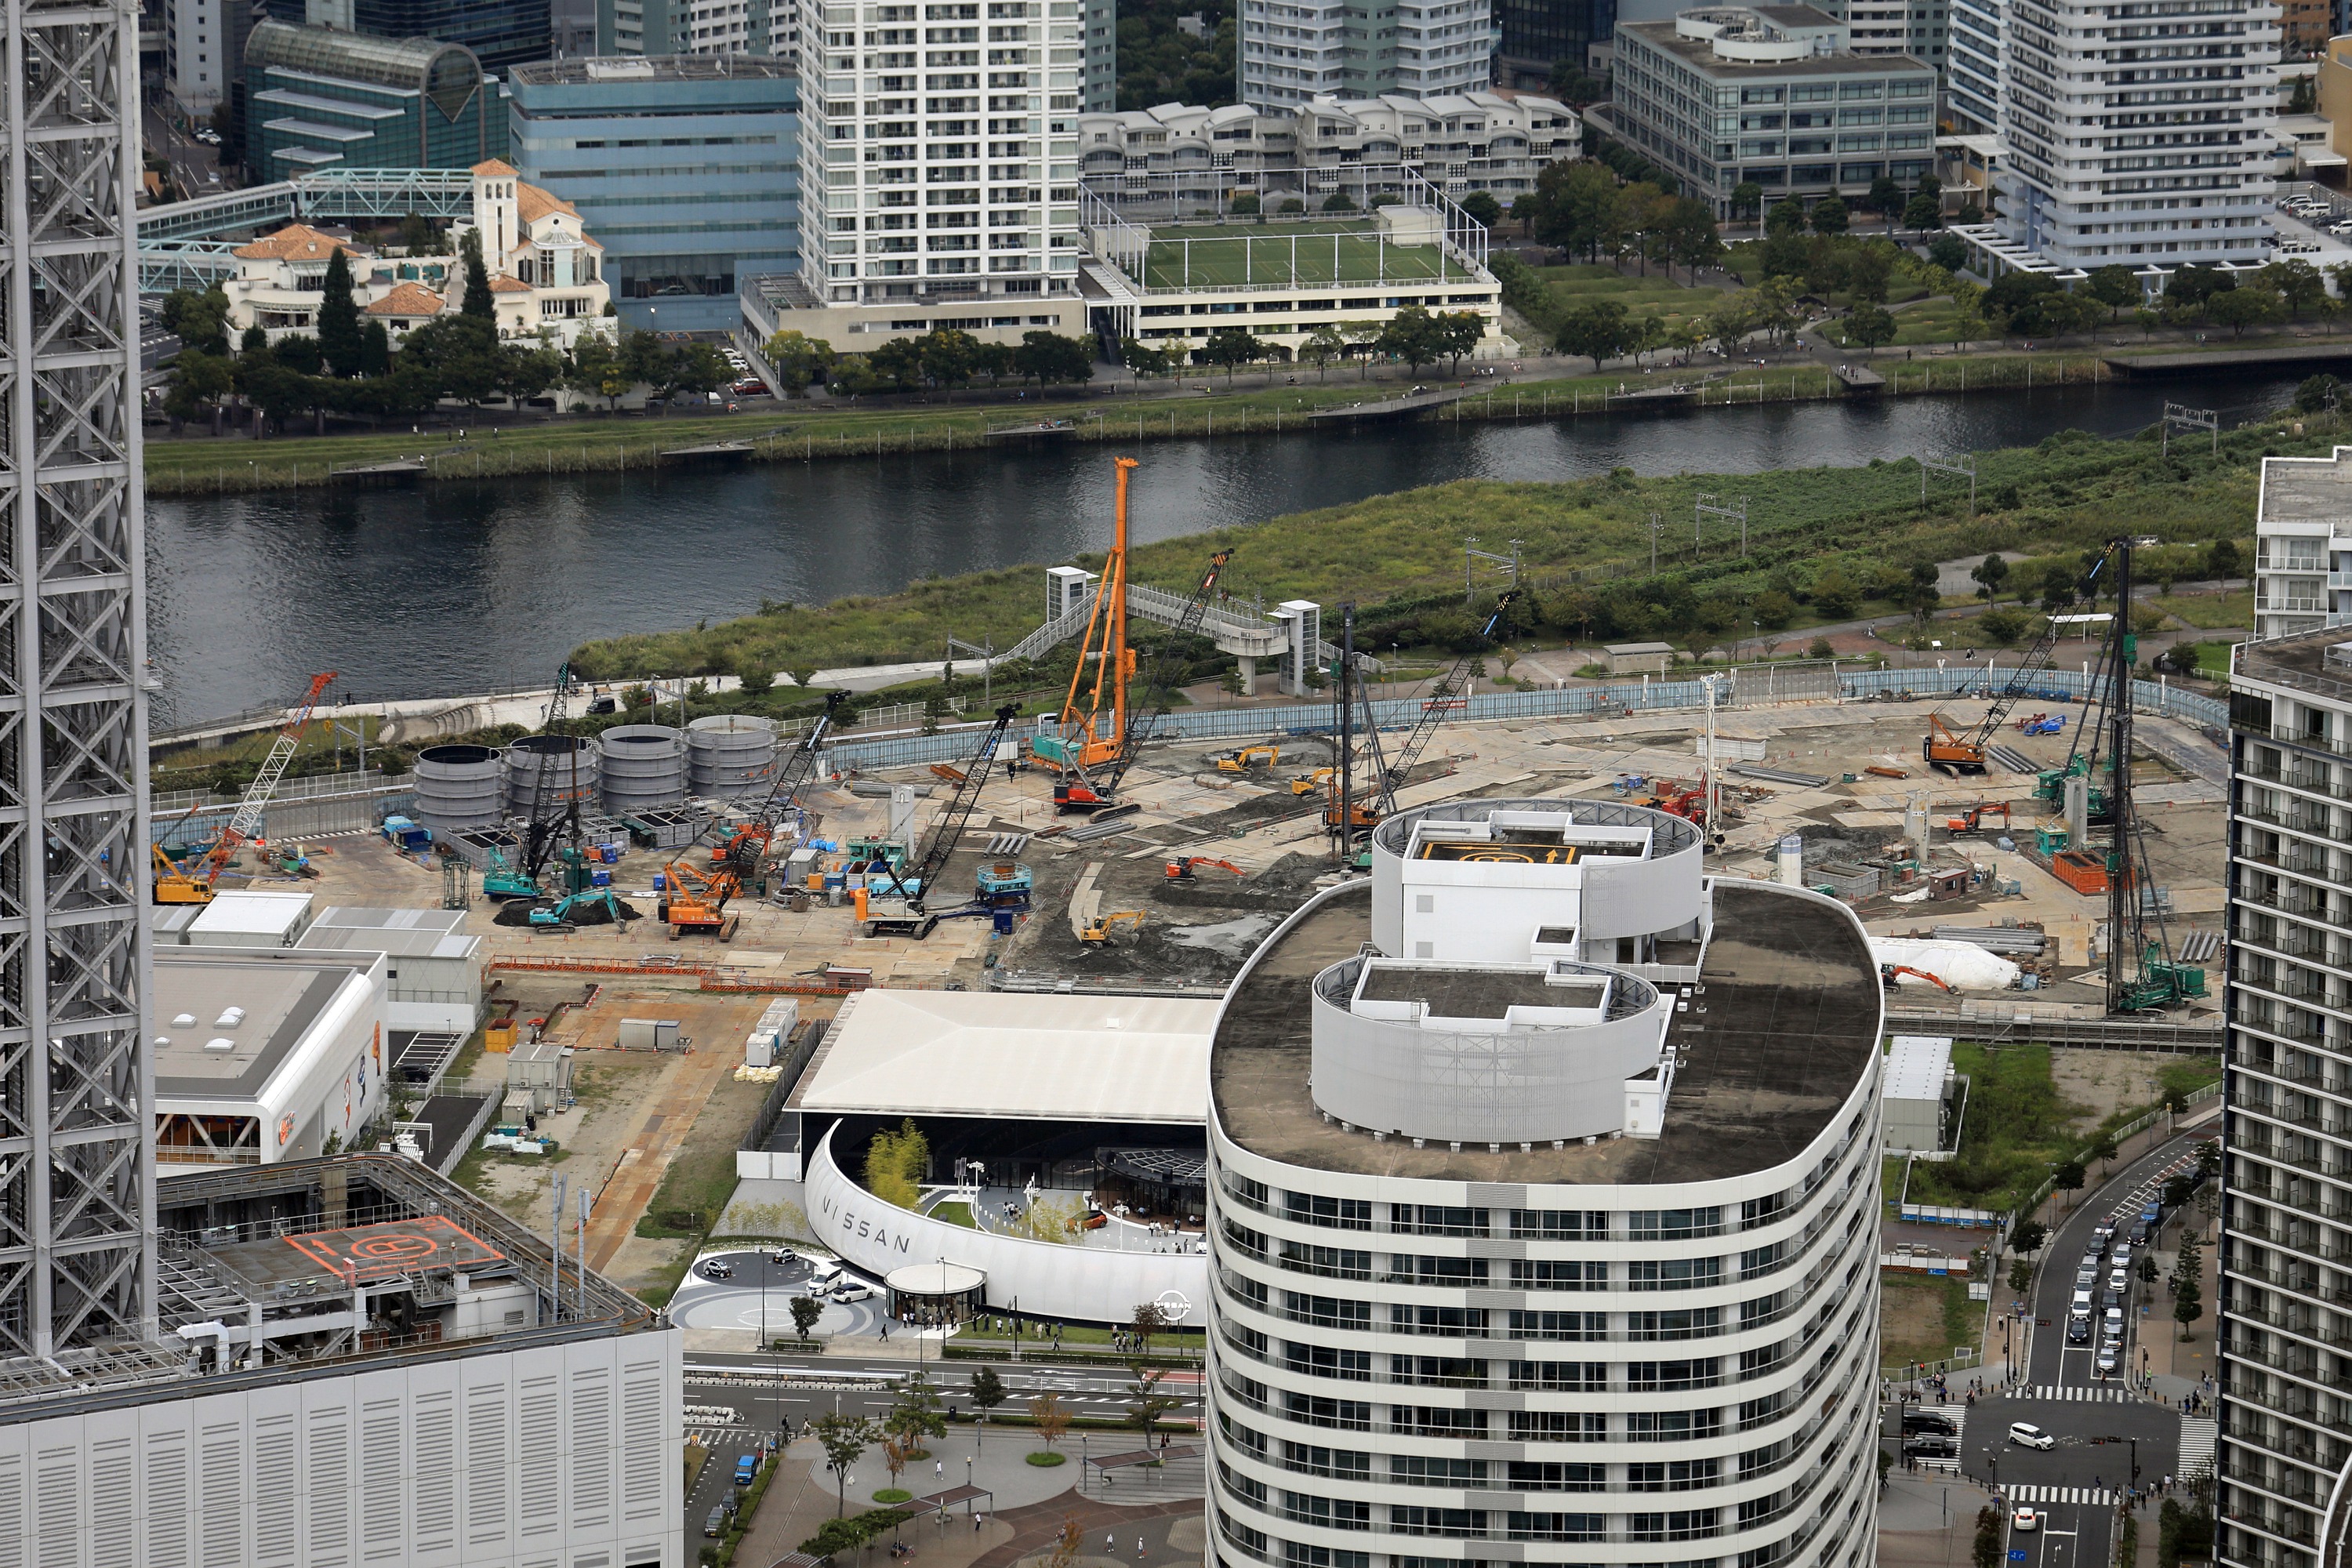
1054;543;1234;811
879;702;1022;911
199;670;337;884
1374;590;1512;806
519;665;579;881
715;690;847;875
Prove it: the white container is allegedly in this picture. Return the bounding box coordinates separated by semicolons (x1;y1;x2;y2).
617;1017;681;1051
746;1029;777;1069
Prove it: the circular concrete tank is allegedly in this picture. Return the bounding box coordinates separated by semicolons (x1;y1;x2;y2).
686;713;779;800
598;724;688;816
503;735;601;818
412;743;503;834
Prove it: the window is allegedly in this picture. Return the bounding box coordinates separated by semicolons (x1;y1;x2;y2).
1507;1410;1605;1441
1629;1208;1721;1240
1509;1361;1603;1392
1508;1512;1602;1541
1227;1173;1269;1210
1740;1192;1788;1229
1740;1241;1785;1279
1392;1456;1486;1487
1511;1258;1599;1290
1392;1405;1488;1438
1390;1506;1486;1537
1284;1392;1370;1431
1628;1358;1720;1391
1628;1458;1721;1491
1627;1307;1720;1343
1509;1309;1603;1341
1283;1243;1371;1280
1511;1208;1605;1240
1399;1206;1487;1236
1628;1410;1722;1443
1283;1544;1367;1568
1287;1343;1372;1381
1283;1442;1370;1479
1392;1356;1486;1388
1397;1255;1489;1285
1628;1257;1722;1291
1287;1293;1370;1329
1287;1192;1374;1230
1283;1492;1370;1531
1507;1461;1603;1491
1393;1304;1486;1337
1740;1391;1786;1430
1630;1509;1719;1541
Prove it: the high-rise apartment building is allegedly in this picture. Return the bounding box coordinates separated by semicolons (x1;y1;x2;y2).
1237;0;1497;111
1495;0;1614;89
793;0;1087;306
1082;0;1113;109
1205;797;1886;1568
2252;445;2352;641
166;0;262;115
2220;610;2352;1568
1944;0;1998;133
595;0;786;58
1993;0;2279;268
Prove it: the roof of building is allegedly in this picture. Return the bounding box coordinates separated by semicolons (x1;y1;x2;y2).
231;223;366;263
792;990;1221;1124
2235;622;2352;696
487;272;533;293
245;18;481;98
186;888;314;938
471;158;520;176
517;180;580;224
1211;879;1882;1184
507;53;801;85
1619;16;1932;76
364;281;446;317
1882;1034;1952;1102
298;921;476;960
2260;445;2352;524
151;949;376;1102
314;906;470;935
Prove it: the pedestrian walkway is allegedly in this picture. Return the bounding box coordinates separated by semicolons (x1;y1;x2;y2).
2179;1417;2217;1479
2014;1385;2140;1403
1907;1403;1969;1475
2007;1484;2118;1507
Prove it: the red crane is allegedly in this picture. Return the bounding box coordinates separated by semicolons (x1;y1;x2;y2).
194;670;338;887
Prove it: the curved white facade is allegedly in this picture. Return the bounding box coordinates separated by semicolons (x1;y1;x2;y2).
803;1122;1207;1325
1207;800;1885;1568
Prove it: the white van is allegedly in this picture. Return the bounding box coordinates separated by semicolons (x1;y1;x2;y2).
807;1257;844;1291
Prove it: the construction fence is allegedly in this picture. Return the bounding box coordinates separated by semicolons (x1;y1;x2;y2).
816;660;2229;775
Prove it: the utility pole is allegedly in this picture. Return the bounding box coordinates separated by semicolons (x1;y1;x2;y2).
1648;513;1665;576
1696;493;1748;555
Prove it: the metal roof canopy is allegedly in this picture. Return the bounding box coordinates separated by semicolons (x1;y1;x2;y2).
793;991;1219;1125
1883;1034;1954;1104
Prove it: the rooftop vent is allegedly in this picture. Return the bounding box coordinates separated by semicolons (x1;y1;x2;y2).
173;1014;196;1026
215;1007;245;1028
204;1037;237;1053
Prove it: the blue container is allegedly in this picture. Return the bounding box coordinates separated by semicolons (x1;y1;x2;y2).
591;869;612;887
653;872;668;891
993;909;1015;935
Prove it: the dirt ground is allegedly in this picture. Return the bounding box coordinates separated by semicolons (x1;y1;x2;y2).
1881;1273;1979;1370
2047;1050;2190;1130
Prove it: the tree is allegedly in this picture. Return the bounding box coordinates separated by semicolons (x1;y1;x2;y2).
2262;257;2330;320
1867;175;1903;232
1843;304;1896;354
917;327;981;387
1119;336;1171;377
2206;539;2241;581
1752;589;1795;630
763;328;837;396
1458;191;1502;228
1927;233;1969;273
1013;330;1094;386
1660;197;1722;283
2007;1258;2033;1292
159;285;233;357
317;245;363;378
1229;191;1261;216
789;1294;823;1342
968;1365;1007;1417
568;330;633;409
2084;265;2140;321
1435;310;1484;374
1320;191;1357;213
2296;372;2343;414
1301;323;1348;379
2208;285;2284;338
397;211;445;253
2090;1131;2120;1173
359;319;392;378
1131;1301;1174;1356
1901;193;1943;238
1197;326;1266;381
1765;194;1808;238
1954;196;1983;224
1127;1364;1180;1441
1971;553;2010;603
1729;181;1764;223
809;1412;877;1516
2041;561;2080;614
2053;1158;2087;1210
1810;567;1860;619
1028;1391;1073;1449
1977;607;2025;644
162;347;235;434
887;1371;948;1453
2172;1236;2204;1338
1555;298;1636;365
1809;194;1849;236
404;314;503;408
460;232;495;322
2012;1220;2049;1257
1374;307;1450;375
1529;159;1622;260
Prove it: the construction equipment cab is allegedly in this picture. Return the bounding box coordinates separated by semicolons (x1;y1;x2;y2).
1290;768;1334;797
1080;910;1145;947
1212;745;1279;773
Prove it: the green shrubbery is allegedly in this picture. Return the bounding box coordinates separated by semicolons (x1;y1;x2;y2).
864;1120;929;1210
800;1508;913;1557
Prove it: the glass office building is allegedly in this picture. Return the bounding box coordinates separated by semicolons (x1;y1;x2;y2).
1497;0;1613;90
244;20;506;175
507;54;799;331
269;0;554;74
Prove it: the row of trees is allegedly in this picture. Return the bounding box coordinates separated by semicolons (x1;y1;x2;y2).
1510;161;1722;283
762;325;1097;397
1120;305;1484;380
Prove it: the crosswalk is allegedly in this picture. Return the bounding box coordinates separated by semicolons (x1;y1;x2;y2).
1909;1403;1968;1474
2179;1417;2217;1479
2016;1385;2138;1403
2007;1484;2118;1507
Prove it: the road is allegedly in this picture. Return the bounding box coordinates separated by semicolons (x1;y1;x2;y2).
1933;1123;2217;1568
143;102;223;206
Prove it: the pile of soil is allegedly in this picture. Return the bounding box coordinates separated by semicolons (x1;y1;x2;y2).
491;896;644;928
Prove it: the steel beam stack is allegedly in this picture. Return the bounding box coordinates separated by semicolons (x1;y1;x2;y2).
0;0;157;1358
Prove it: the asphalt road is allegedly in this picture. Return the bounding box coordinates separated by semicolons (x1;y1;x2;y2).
1940;1121;2218;1568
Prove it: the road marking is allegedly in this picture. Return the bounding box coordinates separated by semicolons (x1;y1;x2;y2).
2179;1416;2216;1479
2016;1385;2136;1402
2005;1485;2118;1505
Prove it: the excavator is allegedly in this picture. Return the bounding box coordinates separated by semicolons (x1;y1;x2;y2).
1080;910;1145;947
1632;779;1708;829
151;671;337;905
1289;767;1334;797
1921;553;2107;773
484;665;582;902
1945;800;2012;835
1211;745;1279;773
1164;856;1244;882
1053;527;1234;813
1880;964;1957;993
660;691;847;940
862;702;1024;938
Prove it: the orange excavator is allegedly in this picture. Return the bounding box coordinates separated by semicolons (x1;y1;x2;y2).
1945;800;2012;834
1165;856;1245;881
662;691;845;940
1634;779;1708;830
1880;964;1957;993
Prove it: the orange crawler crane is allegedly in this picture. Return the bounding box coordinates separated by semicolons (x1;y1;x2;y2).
1036;458;1138;793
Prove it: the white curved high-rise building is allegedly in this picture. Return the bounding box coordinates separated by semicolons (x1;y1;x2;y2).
1206;799;1886;1568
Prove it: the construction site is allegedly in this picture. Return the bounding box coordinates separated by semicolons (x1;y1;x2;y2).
144;470;2229;1300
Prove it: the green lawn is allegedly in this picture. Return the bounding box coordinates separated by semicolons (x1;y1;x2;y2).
1142;223;1457;289
1824;296;1972;347
1523;263;1723;333
2152;588;2253;630
929;1200;978;1229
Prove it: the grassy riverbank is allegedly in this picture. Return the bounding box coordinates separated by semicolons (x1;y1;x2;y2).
143;349;2121;497
568;401;2307;684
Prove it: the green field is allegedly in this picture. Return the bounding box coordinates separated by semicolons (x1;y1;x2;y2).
1141;223;1458;289
1528;263;1724;329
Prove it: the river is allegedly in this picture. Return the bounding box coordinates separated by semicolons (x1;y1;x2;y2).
147;368;2304;726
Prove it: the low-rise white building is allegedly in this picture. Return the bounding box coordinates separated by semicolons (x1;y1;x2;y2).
449;160;615;348
1078;90;1580;205
2255;445;2352;641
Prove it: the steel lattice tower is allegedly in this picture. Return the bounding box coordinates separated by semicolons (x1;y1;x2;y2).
0;0;155;1361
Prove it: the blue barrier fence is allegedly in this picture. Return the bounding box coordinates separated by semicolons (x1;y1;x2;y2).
817;660;2226;774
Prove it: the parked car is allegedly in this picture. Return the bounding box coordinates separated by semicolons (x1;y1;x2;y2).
704;1507;728;1537
2008;1422;2056;1450
702;1258;734;1279
1904;1436;1958;1458
833;1282;875;1303
735;1454;760;1485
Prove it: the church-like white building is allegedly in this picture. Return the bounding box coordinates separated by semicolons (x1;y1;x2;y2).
448;159;614;349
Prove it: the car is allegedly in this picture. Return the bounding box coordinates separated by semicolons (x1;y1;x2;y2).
771;1247;796;1265
808;1258;844;1288
1902;1411;1958;1435
2074;1265;2098;1287
2113;1244;2132;1271
2008;1422;2056;1450
2013;1508;2042;1533
2101;1289;2122;1312
2066;1318;2090;1345
2071;1289;2093;1312
833;1282;875;1303
2096;1346;2120;1375
735;1454;760;1485
2104;1306;2125;1331
2107;1269;2127;1293
701;1258;735;1279
1904;1436;1958;1458
704;1507;728;1537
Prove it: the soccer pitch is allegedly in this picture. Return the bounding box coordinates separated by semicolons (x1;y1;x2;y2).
1139;222;1456;289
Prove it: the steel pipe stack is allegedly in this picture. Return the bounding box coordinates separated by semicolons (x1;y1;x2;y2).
686;714;779;802
504;735;601;818
412;743;504;835
598;724;688;816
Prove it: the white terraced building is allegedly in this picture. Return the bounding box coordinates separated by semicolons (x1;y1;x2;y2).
1238;0;1497;111
1205;798;1887;1568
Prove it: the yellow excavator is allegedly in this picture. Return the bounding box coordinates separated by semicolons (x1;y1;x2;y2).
1080;910;1146;948
1213;744;1279;774
1289;767;1334;797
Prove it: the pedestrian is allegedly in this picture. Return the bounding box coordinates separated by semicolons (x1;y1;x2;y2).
936;1460;944;1480
1138;1541;1145;1559
976;1515;985;1534
1108;1535;1116;1554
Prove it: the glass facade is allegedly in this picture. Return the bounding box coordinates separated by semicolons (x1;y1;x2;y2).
350;0;553;73
1496;0;1613;90
507;56;800;331
244;20;504;173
